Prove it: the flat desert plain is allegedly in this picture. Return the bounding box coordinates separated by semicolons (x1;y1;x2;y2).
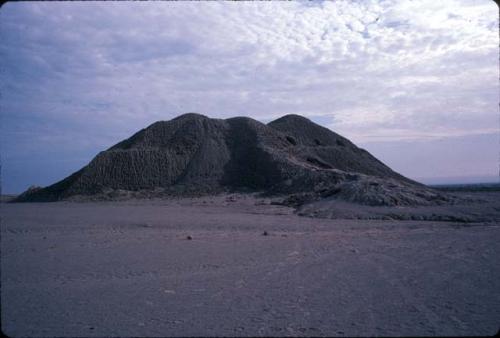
1;193;499;337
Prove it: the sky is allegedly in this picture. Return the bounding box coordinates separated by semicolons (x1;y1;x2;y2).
0;0;498;194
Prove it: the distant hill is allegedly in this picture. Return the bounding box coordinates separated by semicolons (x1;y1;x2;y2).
14;113;453;206
431;183;500;192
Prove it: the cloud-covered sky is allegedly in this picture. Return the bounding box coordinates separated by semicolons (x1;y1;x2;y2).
1;0;498;193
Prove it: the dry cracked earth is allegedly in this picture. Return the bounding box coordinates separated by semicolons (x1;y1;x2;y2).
1;194;499;337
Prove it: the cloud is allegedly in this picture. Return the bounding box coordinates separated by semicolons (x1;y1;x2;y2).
0;0;498;192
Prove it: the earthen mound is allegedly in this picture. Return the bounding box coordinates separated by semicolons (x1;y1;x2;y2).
14;113;451;206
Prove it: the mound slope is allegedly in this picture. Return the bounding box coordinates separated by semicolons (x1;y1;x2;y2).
15;113;452;206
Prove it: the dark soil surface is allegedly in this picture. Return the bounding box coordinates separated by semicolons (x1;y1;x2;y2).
2;193;499;337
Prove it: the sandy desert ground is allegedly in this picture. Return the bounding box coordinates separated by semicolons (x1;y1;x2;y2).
1;193;499;337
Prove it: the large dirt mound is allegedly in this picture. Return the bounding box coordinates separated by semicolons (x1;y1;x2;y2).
14;113;452;206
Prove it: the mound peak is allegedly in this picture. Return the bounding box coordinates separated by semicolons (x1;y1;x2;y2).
15;113;447;206
172;112;209;121
270;114;312;123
